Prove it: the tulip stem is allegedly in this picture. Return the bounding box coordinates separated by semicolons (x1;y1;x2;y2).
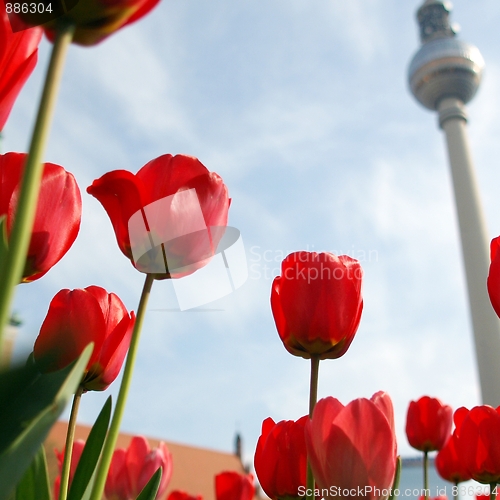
423;451;429;500
490;483;497;500
306;355;320;500
90;273;155;500
59;386;83;500
453;481;458;500
0;20;74;356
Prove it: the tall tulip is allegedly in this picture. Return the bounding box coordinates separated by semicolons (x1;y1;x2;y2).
406;396;453;452
254;416;308;500
271;251;363;360
0;4;42;131
305;393;397;500
87;154;230;279
105;436;173;500
215;471;255;500
33;286;135;391
455;405;500;484
0;152;82;282
487;236;500;318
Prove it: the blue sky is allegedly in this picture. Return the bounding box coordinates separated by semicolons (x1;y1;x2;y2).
4;0;500;469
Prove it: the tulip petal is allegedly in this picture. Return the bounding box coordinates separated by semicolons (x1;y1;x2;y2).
34;289;105;373
126;436;151;495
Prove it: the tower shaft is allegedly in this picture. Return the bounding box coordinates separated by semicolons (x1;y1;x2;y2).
438;98;500;405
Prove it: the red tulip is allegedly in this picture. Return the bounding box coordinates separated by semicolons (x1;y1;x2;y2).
405;396;453;452
271;251;363;359
0;152;82;282
487;236;500;318
105;436;172;500
455;405;500;484
305;393;397;500
33;286;135;391
87;154;230;279
54;440;85;500
167;492;203;500
215;471;255;500
0;4;42;130
435;432;472;484
254;416;308;500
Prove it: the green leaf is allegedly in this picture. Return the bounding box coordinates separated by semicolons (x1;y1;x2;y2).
388;455;402;500
14;446;51;500
0;344;93;500
0;215;8;264
136;468;162;500
68;396;112;500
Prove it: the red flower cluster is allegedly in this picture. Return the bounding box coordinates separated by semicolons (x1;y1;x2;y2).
34;286;135;391
0;153;82;282
105;436;172;500
271;251;363;359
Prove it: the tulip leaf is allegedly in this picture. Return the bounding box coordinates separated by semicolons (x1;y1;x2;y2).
14;445;51;500
388;455;402;500
0;215;8;264
135;468;162;500
0;344;92;500
68;396;112;500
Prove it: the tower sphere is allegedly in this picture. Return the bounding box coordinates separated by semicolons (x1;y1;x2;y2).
408;0;484;111
408;38;484;110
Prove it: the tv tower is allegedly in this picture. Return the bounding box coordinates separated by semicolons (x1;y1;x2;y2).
408;0;500;405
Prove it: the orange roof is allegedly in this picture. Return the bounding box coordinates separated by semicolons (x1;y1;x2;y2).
45;421;268;500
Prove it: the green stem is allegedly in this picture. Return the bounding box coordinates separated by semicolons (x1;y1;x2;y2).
90;273;155;500
306;355;320;500
59;386;83;500
0;20;74;356
423;451;428;500
453;481;458;500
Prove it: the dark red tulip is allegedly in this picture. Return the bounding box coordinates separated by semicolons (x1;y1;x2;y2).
87;154;230;279
54;440;85;500
33;286;135;391
105;436;173;500
305;394;397;500
455;405;500;484
254;416;308;500
0;152;82;282
487;236;500;318
405;396;453;452
215;471;254;500
11;0;159;46
435;432;472;484
0;4;42;130
167;492;203;500
271;251;363;359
